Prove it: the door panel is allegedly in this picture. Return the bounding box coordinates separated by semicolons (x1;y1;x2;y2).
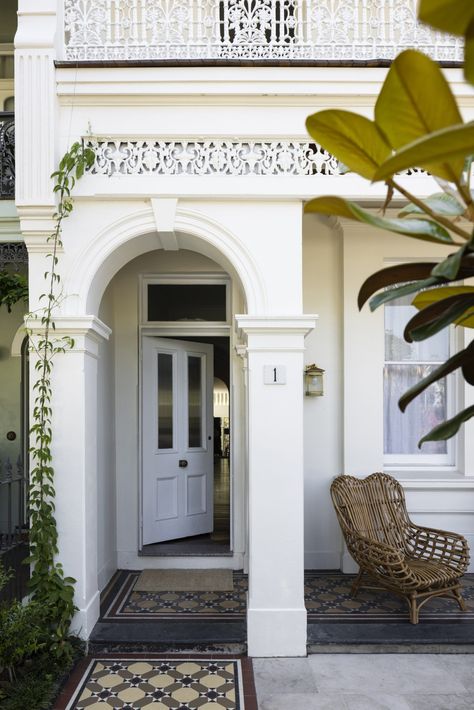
142;336;214;545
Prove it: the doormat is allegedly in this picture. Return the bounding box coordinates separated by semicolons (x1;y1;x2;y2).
55;656;257;710
134;568;234;592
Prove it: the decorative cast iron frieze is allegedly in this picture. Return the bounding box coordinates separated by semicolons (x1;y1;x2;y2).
64;0;462;62
0;243;28;270
86;139;340;176
0;113;15;200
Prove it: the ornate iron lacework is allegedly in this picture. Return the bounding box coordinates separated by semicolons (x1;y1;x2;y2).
0;113;14;199
0;243;28;269
86;139;340;176
64;0;463;62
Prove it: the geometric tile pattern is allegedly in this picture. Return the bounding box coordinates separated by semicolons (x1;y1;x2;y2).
102;573;247;621
101;571;474;622
68;659;244;709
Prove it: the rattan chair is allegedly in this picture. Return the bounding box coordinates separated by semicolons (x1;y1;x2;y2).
330;472;470;623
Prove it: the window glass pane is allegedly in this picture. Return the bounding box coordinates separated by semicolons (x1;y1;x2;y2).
385;295;449;362
157;353;173;449
148;284;226;321
384;364;447;455
188;356;202;448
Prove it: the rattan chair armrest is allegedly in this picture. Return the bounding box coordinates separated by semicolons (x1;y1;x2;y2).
408;524;470;572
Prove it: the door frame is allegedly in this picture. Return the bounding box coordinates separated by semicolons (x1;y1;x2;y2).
138;272;239;558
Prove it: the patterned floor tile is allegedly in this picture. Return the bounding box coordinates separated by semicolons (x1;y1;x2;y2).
101;571;474;622
65;658;249;710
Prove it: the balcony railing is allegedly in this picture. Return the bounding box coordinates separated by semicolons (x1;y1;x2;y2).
0;112;14;199
63;0;463;63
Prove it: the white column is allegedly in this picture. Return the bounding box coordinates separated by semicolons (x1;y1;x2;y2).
236;316;316;657
30;316;111;637
15;0;59;208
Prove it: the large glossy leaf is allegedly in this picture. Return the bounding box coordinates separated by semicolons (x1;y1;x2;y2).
373;122;474;181
404;293;474;341
418;405;474;447
399;341;474;412
375;50;464;181
398;193;465;218
418;0;474;36
413;286;474;328
305;196;454;244
368;278;443;311
305;111;391;181
466;19;474;85
431;243;474;280
358;263;443;310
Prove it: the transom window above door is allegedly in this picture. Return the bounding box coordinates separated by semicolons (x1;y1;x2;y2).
142;276;230;325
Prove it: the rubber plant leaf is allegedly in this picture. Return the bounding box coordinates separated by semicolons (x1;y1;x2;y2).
399;341;474;412
398;193;465;218
403;293;474;341
368;278;441;312
418;405;474;447
305;196;454;244
373;122;474;182
413;286;474;328
418;0;474;35
431;243;474;280
375;50;464;181
305;110;391;181
358;263;443;310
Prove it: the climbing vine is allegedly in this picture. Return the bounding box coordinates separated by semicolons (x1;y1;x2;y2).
26;142;95;656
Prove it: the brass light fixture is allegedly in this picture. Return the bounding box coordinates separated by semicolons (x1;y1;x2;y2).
304;364;325;396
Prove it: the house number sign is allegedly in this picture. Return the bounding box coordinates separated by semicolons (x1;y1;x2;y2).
263;365;286;385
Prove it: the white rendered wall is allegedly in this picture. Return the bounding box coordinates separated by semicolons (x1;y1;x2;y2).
96;290;116;591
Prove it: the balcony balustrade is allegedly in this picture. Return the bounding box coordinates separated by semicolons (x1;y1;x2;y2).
64;0;463;63
0;112;14;200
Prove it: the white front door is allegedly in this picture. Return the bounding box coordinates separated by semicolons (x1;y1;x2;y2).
142;336;214;545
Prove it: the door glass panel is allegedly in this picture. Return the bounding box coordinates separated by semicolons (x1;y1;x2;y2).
188;355;202;448
157;353;173;449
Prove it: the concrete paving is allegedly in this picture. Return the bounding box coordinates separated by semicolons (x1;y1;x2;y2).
253;654;474;709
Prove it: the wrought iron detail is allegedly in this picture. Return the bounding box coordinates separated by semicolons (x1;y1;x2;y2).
0;243;28;270
0;113;14;199
64;0;463;62
86;138;340;176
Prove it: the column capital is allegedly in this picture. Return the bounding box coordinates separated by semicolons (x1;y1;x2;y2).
236;315;318;337
26;315;111;358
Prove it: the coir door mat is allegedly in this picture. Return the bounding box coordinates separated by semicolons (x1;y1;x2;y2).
55;655;257;710
134;568;233;592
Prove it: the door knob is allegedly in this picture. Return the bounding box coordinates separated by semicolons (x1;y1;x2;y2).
179;459;188;468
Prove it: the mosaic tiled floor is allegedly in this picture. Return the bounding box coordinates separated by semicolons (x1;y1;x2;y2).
59;657;256;710
101;571;474;622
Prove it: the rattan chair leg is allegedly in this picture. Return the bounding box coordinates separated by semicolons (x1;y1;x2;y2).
408;594;419;624
453;587;467;612
350;569;364;597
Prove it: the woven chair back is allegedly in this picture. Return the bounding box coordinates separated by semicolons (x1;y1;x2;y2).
330;473;410;553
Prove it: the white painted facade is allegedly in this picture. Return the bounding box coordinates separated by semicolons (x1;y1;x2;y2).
7;0;474;656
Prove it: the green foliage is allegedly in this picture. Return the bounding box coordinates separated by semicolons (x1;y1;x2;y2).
305;14;474;447
418;0;474;83
26;141;95;657
0;271;28;312
0;601;49;682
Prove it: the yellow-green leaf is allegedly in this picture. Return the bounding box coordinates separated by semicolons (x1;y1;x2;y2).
413;286;474;328
373;122;474;182
305;196;454;244
305;110;391;181
418;0;474;37
466;19;474;85
375;50;464;181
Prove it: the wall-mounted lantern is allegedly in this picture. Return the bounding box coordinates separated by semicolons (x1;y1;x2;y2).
304;364;325;397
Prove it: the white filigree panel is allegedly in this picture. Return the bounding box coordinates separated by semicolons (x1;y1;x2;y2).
86;139;341;176
64;0;463;61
